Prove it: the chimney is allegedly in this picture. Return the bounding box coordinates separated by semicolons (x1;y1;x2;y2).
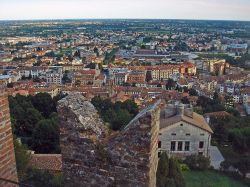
205;116;210;124
178;104;185;116
184;104;193;118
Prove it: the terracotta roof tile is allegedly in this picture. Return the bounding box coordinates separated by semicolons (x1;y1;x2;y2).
160;113;213;133
29;154;62;172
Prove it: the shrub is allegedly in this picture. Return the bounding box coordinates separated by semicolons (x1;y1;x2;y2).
184;155;210;171
180;164;190;172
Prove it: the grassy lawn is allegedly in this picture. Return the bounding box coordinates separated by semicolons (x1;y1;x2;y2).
183;170;247;187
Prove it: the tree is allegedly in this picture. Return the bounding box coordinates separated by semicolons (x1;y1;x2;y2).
91;97;139;131
82;57;86;63
212;92;221;104
32;119;60;154
197;94;225;113
181;97;190;104
235;158;250;178
189;88;198;96
121;100;139;116
94;47;99;57
7;82;14;88
169;158;185;187
31;93;56;118
184;155;210;170
157;152;169;187
229;127;250;153
166;79;176;90
14;139;31;180
226;107;240;117
183;87;189;93
75;80;81;86
112;109;131;131
25;108;44;136
174;41;189;51
26;168;63;187
157;152;186;187
74;50;80;57
146;70;153;82
62;72;71;84
85;63;96;69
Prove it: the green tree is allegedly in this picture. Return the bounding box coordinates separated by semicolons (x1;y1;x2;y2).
112;109;131;131
26;168;63;187
157;152;186;187
189;88;198;96
32;119;60;154
157;152;169;187
31;93;56;118
184;155;210;171
14;139;31;180
235;158;250;178
181;97;190;104
229;127;250;153
94;47;99;57
169;158;185;187
25;108;44;136
121;100;139;116
146;70;153;82
166;79;176;90
226;107;240;117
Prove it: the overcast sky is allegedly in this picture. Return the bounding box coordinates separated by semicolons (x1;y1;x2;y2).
0;0;250;21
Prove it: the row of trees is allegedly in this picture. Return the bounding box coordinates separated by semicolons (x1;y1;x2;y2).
9;93;62;153
91;96;139;131
210;114;250;179
103;48;118;64
156;152;211;187
157;152;185;187
196;92;225;113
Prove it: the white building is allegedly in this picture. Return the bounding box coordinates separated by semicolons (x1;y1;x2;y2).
159;104;213;158
233;95;241;103
113;73;128;85
243;94;250;104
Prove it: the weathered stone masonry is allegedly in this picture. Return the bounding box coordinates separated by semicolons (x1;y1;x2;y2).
57;93;161;187
0;81;18;187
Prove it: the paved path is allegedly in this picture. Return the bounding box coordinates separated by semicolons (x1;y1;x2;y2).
209;146;225;170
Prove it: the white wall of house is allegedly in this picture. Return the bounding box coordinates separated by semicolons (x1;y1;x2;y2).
159;121;211;158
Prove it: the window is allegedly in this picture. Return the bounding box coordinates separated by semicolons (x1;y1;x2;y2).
180;124;183;126
199;141;204;149
178;141;183;151
171;141;176;151
198;152;203;156
185;141;190;151
186;133;191;136
200;133;205;136
171;133;176;136
158;141;162;148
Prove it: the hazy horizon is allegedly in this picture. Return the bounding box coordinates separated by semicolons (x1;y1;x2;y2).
0;0;250;21
1;18;250;22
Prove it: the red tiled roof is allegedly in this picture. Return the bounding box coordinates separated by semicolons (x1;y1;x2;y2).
79;69;96;74
204;111;231;117
29;154;62;172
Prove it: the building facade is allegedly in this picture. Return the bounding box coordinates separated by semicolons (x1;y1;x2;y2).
159;104;213;158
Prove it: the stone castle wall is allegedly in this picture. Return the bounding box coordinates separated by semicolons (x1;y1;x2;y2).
0;81;18;187
57;93;160;187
